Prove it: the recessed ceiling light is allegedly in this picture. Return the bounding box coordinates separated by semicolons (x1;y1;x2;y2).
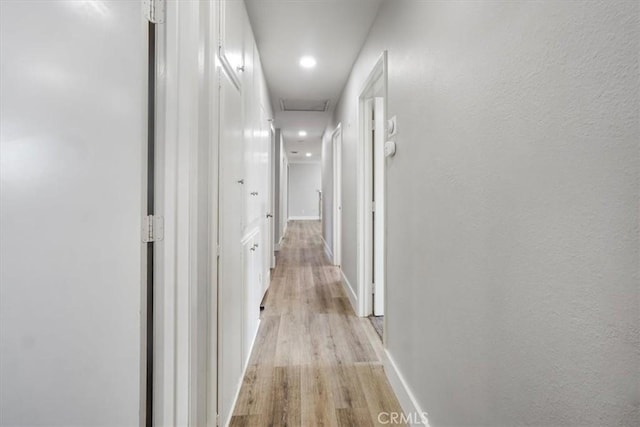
306;153;312;157
298;130;307;137
299;56;316;69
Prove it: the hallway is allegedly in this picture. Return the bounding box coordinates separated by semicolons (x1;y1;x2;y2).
230;221;404;426
1;1;638;426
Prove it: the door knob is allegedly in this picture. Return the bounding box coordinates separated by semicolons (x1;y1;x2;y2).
266;213;273;218
237;179;244;184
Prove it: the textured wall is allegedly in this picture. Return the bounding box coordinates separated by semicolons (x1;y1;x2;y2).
327;0;639;425
289;163;322;218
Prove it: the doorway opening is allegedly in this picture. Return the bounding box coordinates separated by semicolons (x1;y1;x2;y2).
332;123;343;267
357;52;387;342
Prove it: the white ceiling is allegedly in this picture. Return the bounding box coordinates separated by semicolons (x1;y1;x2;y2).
245;0;383;163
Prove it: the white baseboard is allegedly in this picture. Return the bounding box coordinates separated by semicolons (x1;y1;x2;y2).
383;350;430;427
225;319;261;427
340;269;358;314
288;216;320;221
275;225;287;251
321;235;333;262
263;269;271;293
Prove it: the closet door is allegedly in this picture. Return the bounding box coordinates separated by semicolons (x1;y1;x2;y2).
242;232;261;367
217;68;244;426
219;0;245;84
0;1;147;425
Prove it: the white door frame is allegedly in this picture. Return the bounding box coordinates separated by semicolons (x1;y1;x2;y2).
269;122;276;268
372;96;385;316
154;1;219;425
357;51;388;320
332;123;343;266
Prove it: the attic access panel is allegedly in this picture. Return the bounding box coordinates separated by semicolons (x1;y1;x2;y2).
280;98;330;112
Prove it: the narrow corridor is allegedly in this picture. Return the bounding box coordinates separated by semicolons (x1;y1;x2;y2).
230;221;404;426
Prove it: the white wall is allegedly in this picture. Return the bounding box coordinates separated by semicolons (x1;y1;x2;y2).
325;1;639;425
288;163;321;219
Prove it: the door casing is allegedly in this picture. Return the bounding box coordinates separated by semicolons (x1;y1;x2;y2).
357;52;388;331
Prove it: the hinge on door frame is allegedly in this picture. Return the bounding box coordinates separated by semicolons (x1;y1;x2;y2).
371;282;376;294
144;0;165;24
142;215;164;243
371;201;376;213
216;414;220;426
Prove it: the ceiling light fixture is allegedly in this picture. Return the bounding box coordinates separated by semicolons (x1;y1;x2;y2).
298;130;307;137
306;153;312;157
299;56;316;69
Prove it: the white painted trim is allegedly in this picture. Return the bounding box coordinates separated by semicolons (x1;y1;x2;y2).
288;160;321;164
340;269;358;314
275;221;288;251
243;319;260;369
356;51;388;318
154;3;177;424
383;350;431;427
373;96;386;316
224;319;261;427
288;216;320;221
321;235;333;263
263;264;271;296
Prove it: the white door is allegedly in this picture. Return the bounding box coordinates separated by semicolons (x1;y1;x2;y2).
217;68;244;426
219;0;245;84
332;125;343;266
242;230;261;366
0;1;147;425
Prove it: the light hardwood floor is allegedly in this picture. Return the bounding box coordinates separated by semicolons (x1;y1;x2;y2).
230;221;405;427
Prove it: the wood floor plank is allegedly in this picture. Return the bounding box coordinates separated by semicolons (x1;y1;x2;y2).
300;365;339;427
229;415;261;427
269;366;301;426
356;364;407;426
230;220;405;426
327;364;370;410
336;408;375;427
